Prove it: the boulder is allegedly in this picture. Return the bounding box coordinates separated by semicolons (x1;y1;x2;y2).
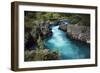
59;24;67;32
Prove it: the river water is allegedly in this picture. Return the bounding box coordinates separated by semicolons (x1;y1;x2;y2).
44;25;90;60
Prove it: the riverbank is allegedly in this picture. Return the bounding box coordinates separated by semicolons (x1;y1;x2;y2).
59;23;90;44
24;49;60;61
67;24;90;44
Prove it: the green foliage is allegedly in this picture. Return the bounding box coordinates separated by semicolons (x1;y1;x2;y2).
36;36;44;49
25;11;90;28
33;49;47;61
70;18;81;24
24;50;36;61
24;32;29;44
70;14;90;26
43;51;60;60
24;48;60;61
44;13;61;20
79;14;90;26
24;49;60;61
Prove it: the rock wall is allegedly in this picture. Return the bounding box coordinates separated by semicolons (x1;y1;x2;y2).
67;24;90;43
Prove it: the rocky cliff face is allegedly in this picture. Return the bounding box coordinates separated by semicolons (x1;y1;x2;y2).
67;24;90;43
59;24;67;32
58;23;90;43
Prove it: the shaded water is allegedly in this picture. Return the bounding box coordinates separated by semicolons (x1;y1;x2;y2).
44;26;90;60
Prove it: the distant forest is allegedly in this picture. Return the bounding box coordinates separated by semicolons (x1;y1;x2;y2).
25;11;90;28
